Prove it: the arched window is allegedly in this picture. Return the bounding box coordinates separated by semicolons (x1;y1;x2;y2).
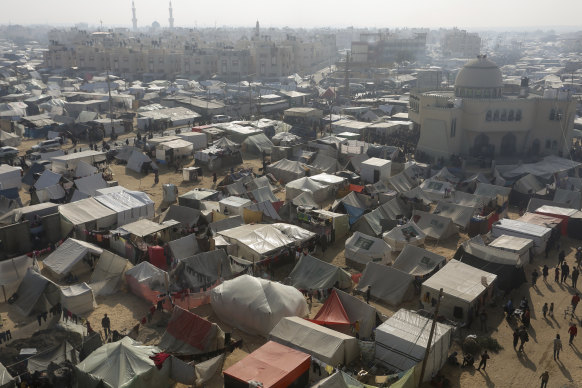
493;110;500;121
516;110;522;121
508;110;514;121
486;110;492;121
500;110;507;121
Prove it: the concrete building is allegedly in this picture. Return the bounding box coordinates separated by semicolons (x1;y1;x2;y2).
442;29;481;58
351;31;427;66
410;55;575;161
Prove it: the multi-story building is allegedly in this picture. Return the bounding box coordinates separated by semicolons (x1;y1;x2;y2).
442;29;481;58
351;30;427;66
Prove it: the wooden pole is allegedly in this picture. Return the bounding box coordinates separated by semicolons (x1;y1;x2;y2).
419;288;444;384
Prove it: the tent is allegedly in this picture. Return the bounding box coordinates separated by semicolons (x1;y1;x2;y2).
167;233;201;261
360;158;391;184
269;316;359;366
125;261;169;305
310;290;351;327
158;306;225;355
433;201;475;230
75;160;98;178
14;269;61;316
388;171;417;193
178;189;220;209
127;150;156;174
75;337;171;388
518;212;562;234
0;255;34;303
266;159;306;183
74;174;108;196
0;362;15;388
344;231;391;271
223;341;310;388
554;188;582;210
27;341;79;374
421;259;497;323
355;262;415;306
419;179;454;202
218;196;252;217
42;238;103;280
90;250;129;296
0;129;21;147
60;282;96;314
288;255;352;290
0;165;22;190
285;177;332;204
249;186;278;203
351;207;386;237
241;133;274;154
382;221;426;252
309;153;342;174
534;205;582;236
59;197;117;237
412;210;458;240
331;191;368;225
375;309;452;382
211;275;308;337
526;197;571;213
491;218;551;255
488;234;533;264
431;167;461;184
95;190;155;226
34;170;62;190
160;204;201;228
392;245;445;278
511;173;546;205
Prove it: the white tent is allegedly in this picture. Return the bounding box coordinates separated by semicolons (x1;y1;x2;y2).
90;250;130;296
0;255;34;303
375;309;453;382
14;269;61;316
344;231;391;271
413;210;458;240
218;196;252;217
0;129;21;147
269;316;359;366
419;179;454;201
211;275;308;337
360;157;391;184
75;160;98;178
355;262;414;305
59;197;117;236
0;362;15;388
489;235;533;265
75;337;172;388
42;238;103;280
433;201;475;230
421;259;497;323
288;255;352;290
0;165;22;190
95;189;155;226
60;282;96;314
267;158;306;183
392;245;446;277
382;221;426;252
285;177;332;204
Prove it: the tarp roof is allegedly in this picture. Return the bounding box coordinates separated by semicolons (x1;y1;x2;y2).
42;238;103;277
167;233;200;261
474;182;511;199
115;219;171;238
356;262;414;305
433;201;475;229
14;269;61;316
74;173;108;196
497;155;580;180
392;245;445;276
34;170;61;190
288;255;352;291
59;197;117;226
0;255;34;303
553;188;582;209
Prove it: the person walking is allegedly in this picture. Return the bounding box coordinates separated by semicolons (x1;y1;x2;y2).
101;313;111;338
572;267;580;289
365;286;371;304
553;334;562;360
549;302;554;317
572;293;580;313
531;269;539;287
568;323;577;345
476;350;490;371
513;329;519;349
542;265;549;282
542;302;549;319
562;262;570;283
518;327;529;353
539;371;549;388
479;310;488;332
559;250;566;265
555;266;560;283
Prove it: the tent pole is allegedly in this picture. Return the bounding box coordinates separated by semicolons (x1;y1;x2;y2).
419;288;443;384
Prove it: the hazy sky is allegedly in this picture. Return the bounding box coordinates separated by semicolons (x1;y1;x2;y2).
3;0;582;29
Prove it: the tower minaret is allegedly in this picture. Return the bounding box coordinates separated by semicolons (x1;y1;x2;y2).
255;20;260;38
132;1;137;30
169;1;174;28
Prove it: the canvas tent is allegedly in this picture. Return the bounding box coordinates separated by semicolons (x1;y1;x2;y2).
419;179;454;201
223;341;310;388
266;159;306;183
125;261;169;305
127;150;156;174
0;255;34;303
14;269;61;316
392;245;445;278
0;129;20;147
27;341;79;374
95;190;155;226
0;165;22;190
288;255;352;291
74;174;108;197
167;233;201;261
89;250;129;296
269;316;359;366
59;198;117;237
355;262;414;305
334;288;378;339
285;177;332;204
433;201;475;230
382;221;426;252
60;282;96;314
331;191;368;225
42;238;103;280
421;259;497;323
412;210;458;240
344;231;391;271
375;309;453;382
211;275;308;337
158;306;225;355
554;188;582;210
218;196;252;217
488;235;533;263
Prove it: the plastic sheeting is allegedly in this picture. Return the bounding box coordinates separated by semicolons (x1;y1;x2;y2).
211;275;308;337
95;190;155;226
125;262;169;304
0;255;34;303
14;269;61;316
433;201;475;229
345;232;391;271
74;174;108;196
355;262;414;306
60;282;96;314
413;210;458;240
34;170;61;190
59;198;117;228
267;159;306;184
0;165;22;190
288;255;352;290
285;177;332;204
42;238;102;279
90;250;129;296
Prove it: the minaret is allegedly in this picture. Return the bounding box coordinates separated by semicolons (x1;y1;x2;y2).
168;1;174;29
255;20;260;38
132;1;137;30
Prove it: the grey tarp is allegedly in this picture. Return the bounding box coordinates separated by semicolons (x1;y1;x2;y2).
174;250;250;290
90;250;129;296
392;245;445;276
553;188;582;209
14;269;61;316
288;255;352;290
433;201;475;229
160;205;201;227
0;255;34;303
355;262;414;305
27;341;78;373
168;233;201;261
344;231;392;271
335;288;378;339
413;210;458;240
266;158;306;183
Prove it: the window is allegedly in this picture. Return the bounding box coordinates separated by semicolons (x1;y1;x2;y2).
486;110;492;121
508;110;514;121
450;118;457;137
493;110;500;121
516;110;522;121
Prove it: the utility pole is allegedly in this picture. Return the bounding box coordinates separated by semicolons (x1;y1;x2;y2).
344;51;350;100
106;60;115;139
419;288;444;384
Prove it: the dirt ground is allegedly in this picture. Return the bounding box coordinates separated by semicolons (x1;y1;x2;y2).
2;132;582;387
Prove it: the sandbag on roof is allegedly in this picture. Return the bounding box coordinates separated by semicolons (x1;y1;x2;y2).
392;245;445;277
42;238;103;280
158;306;225;355
355;262;414;306
14;269;61;316
288;255;351;291
344;231;391;271
211;275;308;337
413;210;458;240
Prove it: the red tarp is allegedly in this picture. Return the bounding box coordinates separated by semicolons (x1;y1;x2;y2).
148;245;167;270
533;211;568;235
224;341;310;388
349;184;364;193
162;306;217;353
309;290;351;326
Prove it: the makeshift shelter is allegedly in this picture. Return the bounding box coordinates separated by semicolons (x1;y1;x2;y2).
412;210;458;240
511;173;546;206
288;255;352;291
0;255;34;303
432;167;461;184
285;177;331;204
95;190;155;226
269;316;359;365
421;259;497;323
344;231;391;271
392;245;445;278
0;130;20;147
60;282;96;314
89;250;129;296
127;150;156;174
375;309;453;382
211;275;308;337
27;341;79;374
42;238;103;280
0;165;22;190
388;171;417;193
267;159;306;183
125;261;169;305
360;158;391;184
309;153;342;174
14;269;61;316
419;179;454;201
167;233;201;261
219;196;252;217
310;173;348;193
178;189;220;209
553;188;582;210
534;205;582;236
155;139;194;162
382;221;426;252
491;218;551;255
0;362;15;388
488;235;533;264
331;191;368;225
351;207;386;237
59;197;117;238
355;262;415;306
160;205;201;228
75;337;172;388
433;201;475;230
334;288;378;339
241;133;274;154
223;341;310;388
50;150;106;175
310;289;351;329
158;306;225;355
518;212;562;234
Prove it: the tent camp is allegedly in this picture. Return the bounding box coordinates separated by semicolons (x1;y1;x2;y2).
158;306;225;355
211;275;308;337
14;269;61;316
288;255;352;291
433;201;475;230
412;210;458;240
42;238;103;280
392;245;445;278
491;218;551;255
269;316;359;366
375;309;453;382
285;177;332;204
60;282;97;314
0;255;34;303
125;261;169;305
223;341;310;388
267;159;306;184
382;221;426;252
355;262;414;305
421;259;497;323
75;337;172;388
344;231;391;271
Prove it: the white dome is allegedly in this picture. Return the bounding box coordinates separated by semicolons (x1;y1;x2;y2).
455;56;503;89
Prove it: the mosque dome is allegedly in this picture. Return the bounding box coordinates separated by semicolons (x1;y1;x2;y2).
454;55;503;98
